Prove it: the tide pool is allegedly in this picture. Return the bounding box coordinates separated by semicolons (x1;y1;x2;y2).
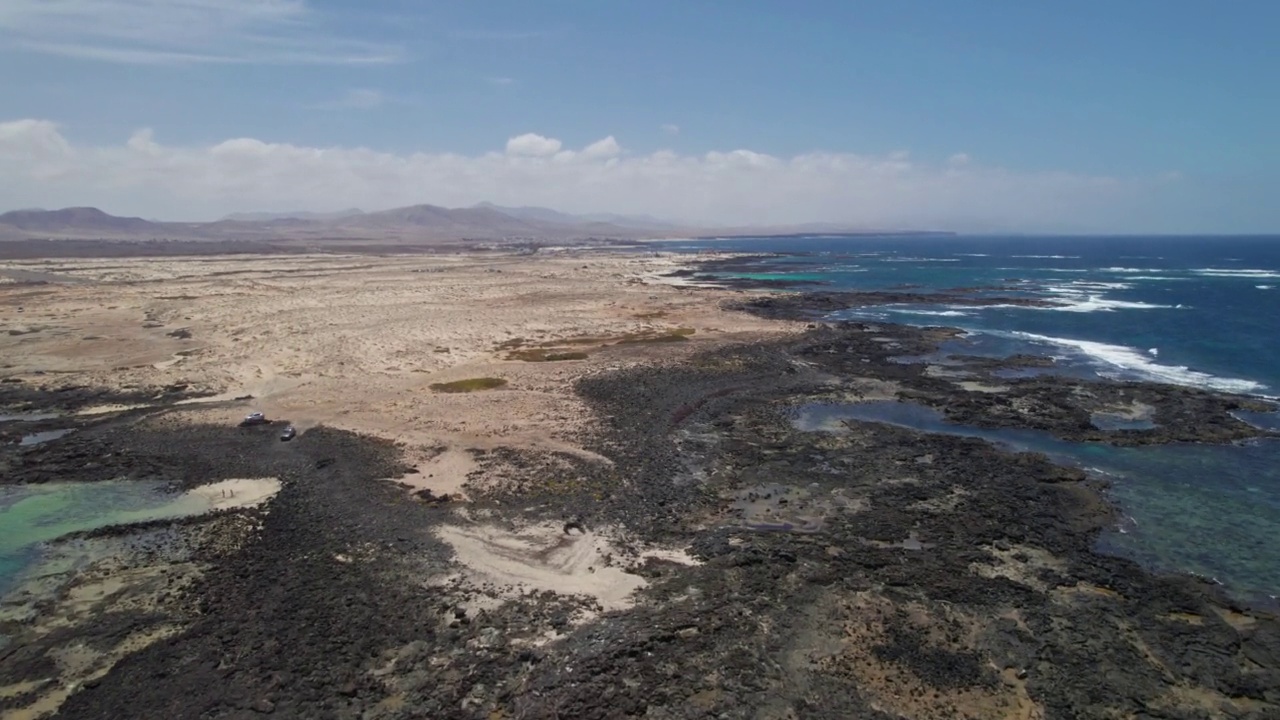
794;400;1280;609
1;481;221;594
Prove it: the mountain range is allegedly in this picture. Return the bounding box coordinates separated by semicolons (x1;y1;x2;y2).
0;204;652;244
0;204;949;245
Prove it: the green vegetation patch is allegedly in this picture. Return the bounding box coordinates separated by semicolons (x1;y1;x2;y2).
429;377;508;393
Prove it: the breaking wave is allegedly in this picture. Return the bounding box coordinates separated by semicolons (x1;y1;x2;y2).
1192;268;1280;279
1009;332;1266;394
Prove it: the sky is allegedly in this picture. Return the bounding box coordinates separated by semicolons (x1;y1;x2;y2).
1;0;1277;233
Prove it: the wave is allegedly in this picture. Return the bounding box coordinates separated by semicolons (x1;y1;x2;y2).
942;303;1042;311
1010;332;1266;394
1126;276;1188;281
953;253;990;257
890;309;973;317
1192;268;1280;279
1048;296;1174;313
882;257;960;263
1034;283;1172;312
1046;281;1134;291
1259;285;1275;290
1011;254;1081;259
1101;267;1167;273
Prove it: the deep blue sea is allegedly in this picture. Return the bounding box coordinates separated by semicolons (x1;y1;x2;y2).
655;235;1280;608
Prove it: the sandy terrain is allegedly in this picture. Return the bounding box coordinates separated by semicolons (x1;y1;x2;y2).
433;520;693;614
0;248;790;651
187;478;281;511
0;251;785;450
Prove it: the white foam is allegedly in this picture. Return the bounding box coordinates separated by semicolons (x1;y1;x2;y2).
892;309;972;317
1033;282;1172;312
1042;281;1134;292
1028;283;1172;312
1049;296;1174;313
1074;281;1134;290
1011;254;1081;259
1192;268;1280;279
1126;276;1187;281
1259;285;1275;290
946;303;1030;310
1011;331;1266;394
954;253;990;257
1101;267;1166;273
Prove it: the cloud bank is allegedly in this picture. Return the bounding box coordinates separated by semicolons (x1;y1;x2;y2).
0;118;1178;231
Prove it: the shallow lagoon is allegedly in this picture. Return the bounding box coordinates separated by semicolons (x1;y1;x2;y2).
795;400;1280;608
0;481;216;594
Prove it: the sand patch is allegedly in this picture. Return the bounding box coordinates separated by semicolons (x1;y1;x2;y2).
399;448;477;499
843;378;902;401
434;521;695;612
74;403;154;416
187;477;281;511
1106;400;1155;420
0;680;48;700
2;626;183;720
958;381;1011;393
970;544;1069;593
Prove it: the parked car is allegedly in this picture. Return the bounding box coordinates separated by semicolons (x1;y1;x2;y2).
280;425;297;441
240;411;268;427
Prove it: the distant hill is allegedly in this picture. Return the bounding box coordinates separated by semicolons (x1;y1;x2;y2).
221;209;365;222
0;204;646;243
0;204;949;246
0;207;158;235
334;204;567;237
474;202;680;230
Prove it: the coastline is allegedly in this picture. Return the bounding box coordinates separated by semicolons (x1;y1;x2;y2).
1;247;1277;718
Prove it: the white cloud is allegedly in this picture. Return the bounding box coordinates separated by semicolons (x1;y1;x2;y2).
487;77;515;86
0;0;402;65
0;119;1186;232
505;133;563;157
581;136;622;160
948;153;971;166
661;124;680;136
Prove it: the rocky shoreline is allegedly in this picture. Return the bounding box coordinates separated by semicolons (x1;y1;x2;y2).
2;296;1279;717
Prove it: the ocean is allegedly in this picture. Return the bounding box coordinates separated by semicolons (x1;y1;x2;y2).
655;234;1280;608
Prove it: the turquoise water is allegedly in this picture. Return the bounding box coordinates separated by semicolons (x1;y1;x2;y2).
0;481;213;594
716;271;832;283
796;401;1280;608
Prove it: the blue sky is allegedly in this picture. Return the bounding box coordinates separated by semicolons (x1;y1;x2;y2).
1;0;1277;232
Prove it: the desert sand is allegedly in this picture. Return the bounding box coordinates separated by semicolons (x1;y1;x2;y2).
1;250;784;447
